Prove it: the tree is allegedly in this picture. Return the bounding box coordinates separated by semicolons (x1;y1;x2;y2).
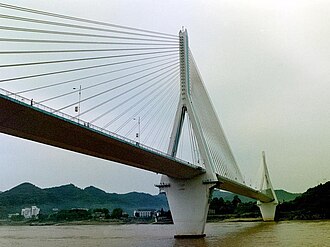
232;195;241;208
92;208;110;219
50;209;90;221
111;208;123;219
210;197;225;211
10;214;25;221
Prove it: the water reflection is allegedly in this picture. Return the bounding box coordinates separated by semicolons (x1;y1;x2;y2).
173;221;330;247
173;222;266;247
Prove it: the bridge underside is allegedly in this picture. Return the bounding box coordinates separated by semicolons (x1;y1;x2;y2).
0;95;205;179
216;175;273;203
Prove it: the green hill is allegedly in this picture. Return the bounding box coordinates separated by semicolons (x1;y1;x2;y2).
0;183;168;218
1;181;323;220
277;181;330;220
212;189;300;203
275;189;301;202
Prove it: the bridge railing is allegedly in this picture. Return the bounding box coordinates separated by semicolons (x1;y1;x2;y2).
0;88;200;170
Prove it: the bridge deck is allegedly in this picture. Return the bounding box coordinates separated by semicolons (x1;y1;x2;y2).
216;175;274;203
0;92;274;203
0;93;205;179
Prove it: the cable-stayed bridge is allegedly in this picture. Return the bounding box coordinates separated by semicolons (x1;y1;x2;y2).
0;3;278;238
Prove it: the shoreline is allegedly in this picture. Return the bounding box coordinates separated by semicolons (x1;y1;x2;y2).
1;218;329;227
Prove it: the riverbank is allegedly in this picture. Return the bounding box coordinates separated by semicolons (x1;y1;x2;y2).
4;217;330;227
1;218;262;226
0;218;156;226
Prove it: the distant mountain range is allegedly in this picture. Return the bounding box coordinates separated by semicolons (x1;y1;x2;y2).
0;183;168;218
0;182;300;218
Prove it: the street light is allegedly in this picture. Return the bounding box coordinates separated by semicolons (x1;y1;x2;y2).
73;85;82;121
133;116;141;143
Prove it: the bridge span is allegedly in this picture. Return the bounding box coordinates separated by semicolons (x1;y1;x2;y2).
0;91;204;179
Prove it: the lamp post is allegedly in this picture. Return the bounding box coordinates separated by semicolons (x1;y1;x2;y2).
73;85;82;121
133;116;141;143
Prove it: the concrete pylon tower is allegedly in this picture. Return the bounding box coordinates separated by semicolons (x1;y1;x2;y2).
257;151;278;220
159;29;218;238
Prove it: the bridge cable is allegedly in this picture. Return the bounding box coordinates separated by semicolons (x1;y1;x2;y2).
0;38;179;46
139;88;178;136
139;85;178;139
104;72;179;130
0;52;178;84
0;50;178;69
153;95;179;150
124;81;178;137
83;69;179;123
38;60;179;104
55;63;179;113
0;14;178;41
0;47;178;55
0;26;178;44
145;90;179;145
15;57;178;94
105;73;178;132
92;74;177;126
142;93;175;144
191;122;202;165
156;94;180;150
0;3;177;38
188;118;196;164
79;66;179;120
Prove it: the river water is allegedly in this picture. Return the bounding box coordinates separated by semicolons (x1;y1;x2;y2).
0;221;329;247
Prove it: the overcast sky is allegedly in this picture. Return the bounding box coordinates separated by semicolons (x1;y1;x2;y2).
0;0;329;194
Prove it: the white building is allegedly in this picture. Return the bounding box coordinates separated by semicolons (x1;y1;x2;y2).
31;206;40;216
133;209;155;218
21;206;40;219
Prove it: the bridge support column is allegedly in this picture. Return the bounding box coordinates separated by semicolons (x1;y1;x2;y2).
257;199;278;221
159;175;214;238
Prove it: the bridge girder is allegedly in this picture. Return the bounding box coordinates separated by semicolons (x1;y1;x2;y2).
0;94;205;179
